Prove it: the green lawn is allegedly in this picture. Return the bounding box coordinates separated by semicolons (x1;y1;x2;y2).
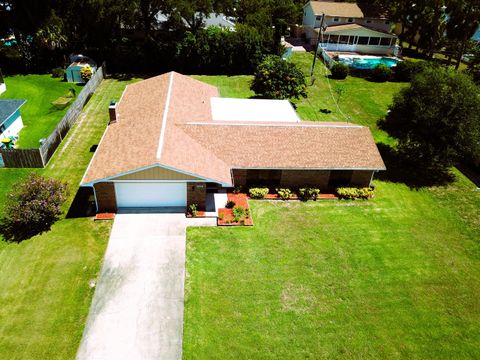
184;177;480;359
0;75;82;148
0;78;136;359
185;53;480;358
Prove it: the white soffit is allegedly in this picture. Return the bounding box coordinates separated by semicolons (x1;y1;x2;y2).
210;97;300;123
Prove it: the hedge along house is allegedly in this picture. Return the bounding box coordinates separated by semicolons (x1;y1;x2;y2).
0;99;26;142
303;1;398;55
81;72;385;213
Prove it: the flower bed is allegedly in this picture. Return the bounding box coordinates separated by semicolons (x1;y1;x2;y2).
218;193;253;226
259;193;338;200
186;211;207;218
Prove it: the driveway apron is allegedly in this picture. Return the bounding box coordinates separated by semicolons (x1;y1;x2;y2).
76;213;213;360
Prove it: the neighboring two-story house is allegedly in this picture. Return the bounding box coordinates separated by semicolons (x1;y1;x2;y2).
303;1;398;55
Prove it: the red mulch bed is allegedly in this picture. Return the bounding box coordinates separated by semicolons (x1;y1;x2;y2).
218;193;253;226
186;211;207;218
94;213;116;221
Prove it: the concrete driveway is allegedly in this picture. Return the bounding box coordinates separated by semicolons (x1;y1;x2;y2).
77;213;215;360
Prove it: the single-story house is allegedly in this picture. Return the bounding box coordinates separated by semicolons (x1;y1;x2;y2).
303;1;398;55
0;99;26;142
66;56;97;83
81;72;385;213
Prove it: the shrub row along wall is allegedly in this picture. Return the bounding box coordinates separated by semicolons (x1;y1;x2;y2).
0;63;105;168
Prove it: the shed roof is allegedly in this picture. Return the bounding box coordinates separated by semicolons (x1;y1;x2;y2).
0;99;26;126
81;72;385;186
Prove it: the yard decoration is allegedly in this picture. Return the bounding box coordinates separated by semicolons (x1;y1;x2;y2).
80;66;93;82
0;174;68;242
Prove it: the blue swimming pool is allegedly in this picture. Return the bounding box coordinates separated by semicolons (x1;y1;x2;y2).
338;56;400;70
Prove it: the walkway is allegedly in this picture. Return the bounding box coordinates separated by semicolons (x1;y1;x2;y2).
76;213;215;360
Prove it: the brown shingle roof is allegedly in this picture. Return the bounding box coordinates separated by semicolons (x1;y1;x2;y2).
81;72;385;186
308;1;364;18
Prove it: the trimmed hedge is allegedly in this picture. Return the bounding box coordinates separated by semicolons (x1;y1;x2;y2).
276;188;293;200
336;187;374;200
298;187;321;201
249;187;269;199
330;62;349;80
371;64;392;82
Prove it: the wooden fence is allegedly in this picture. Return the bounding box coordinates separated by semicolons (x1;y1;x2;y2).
0;63;105;168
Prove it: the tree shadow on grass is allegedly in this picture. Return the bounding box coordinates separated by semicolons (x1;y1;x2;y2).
66;187;97;219
376;143;455;188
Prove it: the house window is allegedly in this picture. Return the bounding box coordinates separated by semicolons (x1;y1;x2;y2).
328;35;339;43
366;20;372;24
0;124;5;133
347;18;354;23
316;16;323;20
333;17;340;22
380;37;392;46
339;35;349;44
368;37;381;45
357;36;369;45
385;21;390;25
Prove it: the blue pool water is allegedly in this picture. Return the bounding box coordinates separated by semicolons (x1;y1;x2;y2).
338;56;399;70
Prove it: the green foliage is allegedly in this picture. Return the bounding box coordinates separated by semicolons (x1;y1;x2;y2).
0;174;68;242
250;55;307;100
249;187;269;199
298;188;321;201
80;66;93;82
232;206;245;222
371;64;392;82
188;203;198;217
336;187;374;200
51;67;64;78
330;62;349;80
382;66;480;172
276;188;293;200
225;201;236;209
218;212;225;220
175;25;268;75
394;60;428;82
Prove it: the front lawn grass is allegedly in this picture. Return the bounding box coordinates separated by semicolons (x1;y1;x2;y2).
184;178;480;359
0;78;137;359
0;75;82;148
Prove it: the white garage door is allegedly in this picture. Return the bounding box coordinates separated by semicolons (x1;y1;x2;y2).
115;182;187;208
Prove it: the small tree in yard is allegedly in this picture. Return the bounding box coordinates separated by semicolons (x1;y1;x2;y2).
382;67;480;177
0;175;68;242
250;55;307;100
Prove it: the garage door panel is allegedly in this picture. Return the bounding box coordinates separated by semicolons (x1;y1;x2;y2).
115;183;186;208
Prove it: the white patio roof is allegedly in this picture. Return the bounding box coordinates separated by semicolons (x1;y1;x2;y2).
210;97;300;123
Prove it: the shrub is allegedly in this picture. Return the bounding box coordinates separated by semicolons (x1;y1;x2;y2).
225;200;235;209
336;187;374;200
233;186;242;194
394;60;428;82
371;64;392;82
249;187;269;199
298;187;321;201
218;212;225;220
0;175;68;242
330;62;349;80
51;67;64;78
250;55;307;100
188;203;198;217
80;66;93;82
233;206;245;219
276;188;293;200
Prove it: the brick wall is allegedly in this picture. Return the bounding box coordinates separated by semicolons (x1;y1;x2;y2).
187;182;207;210
232;169;247;187
280;170;331;188
94;182;117;213
350;171;374;187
